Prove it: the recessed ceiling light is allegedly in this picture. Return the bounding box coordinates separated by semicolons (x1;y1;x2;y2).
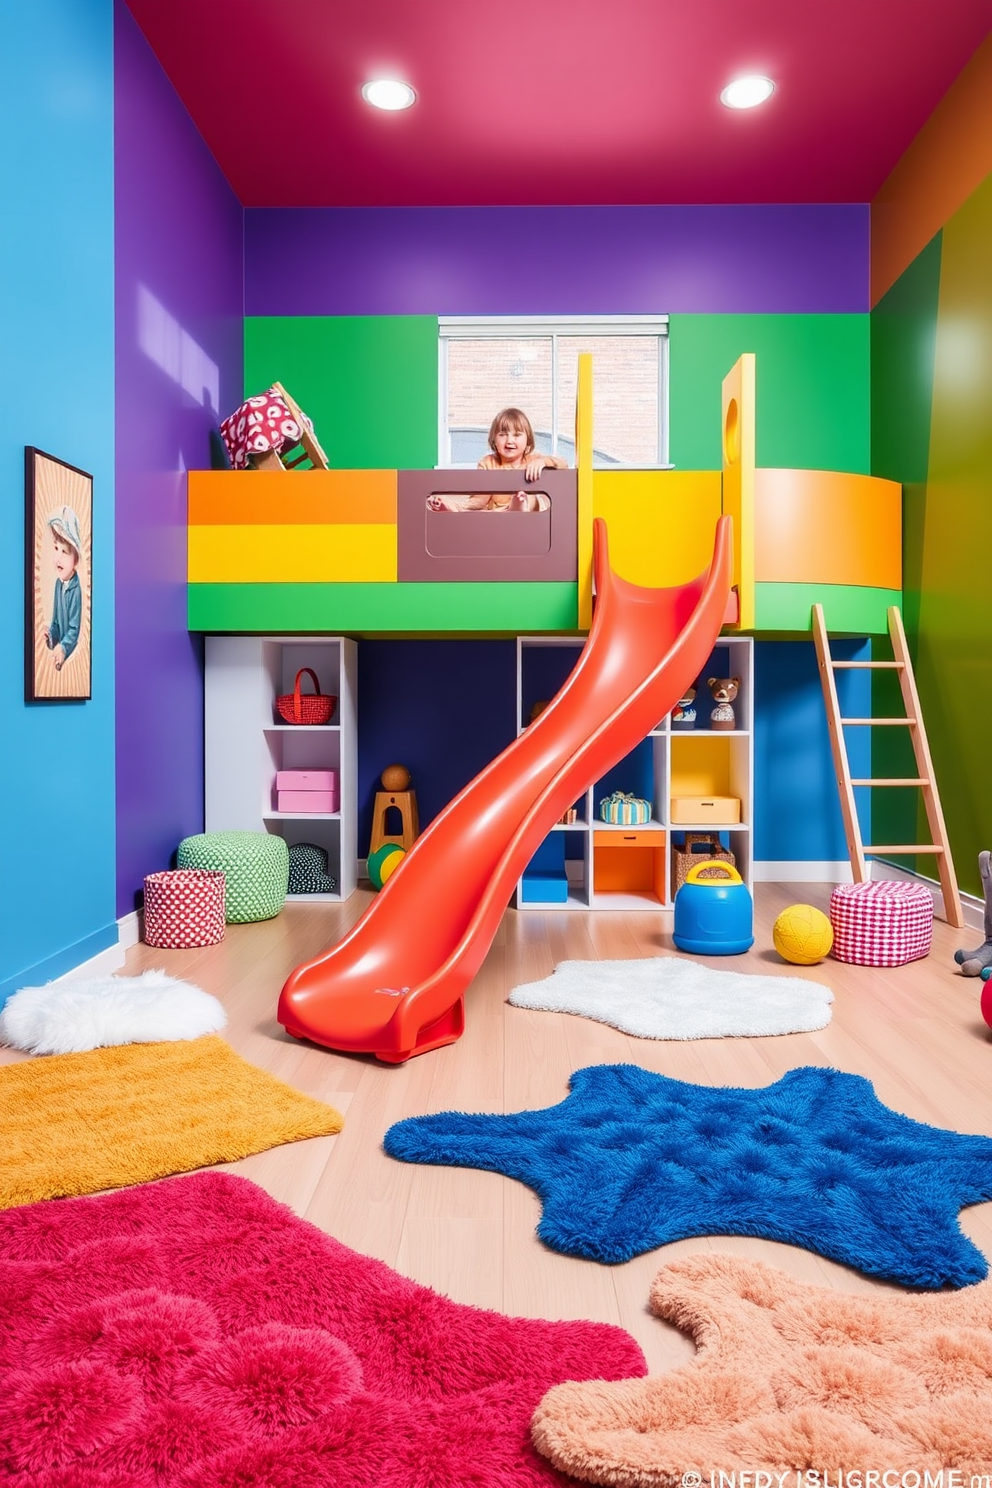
720;75;775;110
361;78;416;111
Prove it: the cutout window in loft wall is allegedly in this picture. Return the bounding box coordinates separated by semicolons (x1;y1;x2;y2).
439;316;670;470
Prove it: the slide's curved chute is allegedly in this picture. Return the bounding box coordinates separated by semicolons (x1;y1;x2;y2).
278;516;734;1061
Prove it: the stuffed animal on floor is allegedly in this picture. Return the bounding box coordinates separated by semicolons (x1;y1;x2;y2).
954;849;992;975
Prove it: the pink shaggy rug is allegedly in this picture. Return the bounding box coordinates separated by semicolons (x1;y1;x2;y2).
531;1253;992;1485
0;1170;646;1486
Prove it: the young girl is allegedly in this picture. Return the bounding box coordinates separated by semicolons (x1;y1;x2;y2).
430;408;567;512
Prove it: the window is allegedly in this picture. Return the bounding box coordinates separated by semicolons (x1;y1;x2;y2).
439;316;669;469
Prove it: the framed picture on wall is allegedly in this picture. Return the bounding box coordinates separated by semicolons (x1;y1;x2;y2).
25;447;93;702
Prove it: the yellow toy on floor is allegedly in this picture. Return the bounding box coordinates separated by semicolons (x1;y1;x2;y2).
772;903;834;965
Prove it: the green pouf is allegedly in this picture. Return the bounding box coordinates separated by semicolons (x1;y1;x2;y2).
177;832;289;923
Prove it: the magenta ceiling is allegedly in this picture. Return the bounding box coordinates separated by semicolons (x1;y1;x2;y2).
125;0;992;208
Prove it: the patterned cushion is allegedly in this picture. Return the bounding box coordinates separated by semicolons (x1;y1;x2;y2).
829;879;934;966
288;841;338;895
177;832;289;923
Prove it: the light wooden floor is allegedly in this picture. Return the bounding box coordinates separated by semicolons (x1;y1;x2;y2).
20;884;992;1374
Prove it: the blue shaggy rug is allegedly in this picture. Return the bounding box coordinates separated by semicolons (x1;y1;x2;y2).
384;1065;992;1288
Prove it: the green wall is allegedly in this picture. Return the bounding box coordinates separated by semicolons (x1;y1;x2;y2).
869;235;943;864
870;175;992;899
247;312;871;476
669;314;871;472
244;315;438;469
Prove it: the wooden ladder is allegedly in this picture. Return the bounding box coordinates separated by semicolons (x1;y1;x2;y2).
812;603;963;927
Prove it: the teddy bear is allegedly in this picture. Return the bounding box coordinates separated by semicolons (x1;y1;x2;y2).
671;686;697;730
954;849;992;975
707;676;740;731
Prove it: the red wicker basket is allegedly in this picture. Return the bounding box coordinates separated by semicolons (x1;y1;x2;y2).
275;668;337;725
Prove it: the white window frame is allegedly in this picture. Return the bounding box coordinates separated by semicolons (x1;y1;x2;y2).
438;315;670;469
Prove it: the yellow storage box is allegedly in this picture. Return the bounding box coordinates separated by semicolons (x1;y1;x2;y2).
670;796;741;825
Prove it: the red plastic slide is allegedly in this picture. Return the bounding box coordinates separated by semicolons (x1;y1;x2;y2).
278;516;734;1061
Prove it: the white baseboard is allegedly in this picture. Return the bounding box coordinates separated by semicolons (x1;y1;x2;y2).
868;858;984;932
50;937;126;983
46;911;143;985
368;855;984;931
117;909;142;950
752;861;854;883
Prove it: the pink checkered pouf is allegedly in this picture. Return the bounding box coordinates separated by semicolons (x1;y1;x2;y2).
143;869;226;949
829;880;934;966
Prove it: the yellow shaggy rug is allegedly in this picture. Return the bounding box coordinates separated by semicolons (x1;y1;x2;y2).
0;1035;343;1208
532;1253;992;1483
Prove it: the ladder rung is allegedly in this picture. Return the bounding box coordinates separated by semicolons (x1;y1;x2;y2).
850;778;928;787
864;845;945;854
831;660;905;670
840;717;916;726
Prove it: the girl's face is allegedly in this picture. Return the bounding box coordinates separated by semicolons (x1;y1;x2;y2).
52;536;78;581
492;424;530;465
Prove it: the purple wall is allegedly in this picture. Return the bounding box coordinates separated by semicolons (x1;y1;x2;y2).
114;1;243;916
245;204;868;317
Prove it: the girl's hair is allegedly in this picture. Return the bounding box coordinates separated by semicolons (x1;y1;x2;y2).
487;407;534;454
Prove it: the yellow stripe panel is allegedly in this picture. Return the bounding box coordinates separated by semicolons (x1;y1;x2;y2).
593;470;722;586
189;524;397;583
575;353;594;630
721;354;756;631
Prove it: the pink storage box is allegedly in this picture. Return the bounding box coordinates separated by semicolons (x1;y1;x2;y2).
275;769;338;791
277;788;339;814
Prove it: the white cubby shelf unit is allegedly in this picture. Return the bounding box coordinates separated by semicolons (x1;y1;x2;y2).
514;633;753;912
204;636;358;902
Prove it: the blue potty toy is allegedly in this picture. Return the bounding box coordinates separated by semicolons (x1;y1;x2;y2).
673;860;754;955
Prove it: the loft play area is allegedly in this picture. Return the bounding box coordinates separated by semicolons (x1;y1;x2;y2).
190;352;955;1061
188;354;901;638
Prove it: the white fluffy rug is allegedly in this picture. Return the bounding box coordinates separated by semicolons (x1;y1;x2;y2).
508;956;833;1040
0;969;227;1055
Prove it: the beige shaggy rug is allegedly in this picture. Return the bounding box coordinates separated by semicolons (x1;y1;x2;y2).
531;1253;992;1484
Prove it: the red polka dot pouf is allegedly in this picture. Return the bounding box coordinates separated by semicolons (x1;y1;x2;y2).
143;869;226;949
829;880;934;967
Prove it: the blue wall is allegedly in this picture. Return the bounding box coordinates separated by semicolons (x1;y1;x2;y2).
754;640;871;864
0;0;117;1004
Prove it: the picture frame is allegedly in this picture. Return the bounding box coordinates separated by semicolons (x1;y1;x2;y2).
25;447;93;702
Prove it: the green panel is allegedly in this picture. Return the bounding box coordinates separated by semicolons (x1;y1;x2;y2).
244;315;438;469
869;235;943;860
189;582;578;635
668;314;870;473
754;584;900;635
913;172;992;898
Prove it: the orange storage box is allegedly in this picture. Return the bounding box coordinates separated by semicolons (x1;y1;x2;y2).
670;796;740;825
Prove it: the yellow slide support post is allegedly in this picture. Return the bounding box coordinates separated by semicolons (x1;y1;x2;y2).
576;352;594;630
721;354;755;630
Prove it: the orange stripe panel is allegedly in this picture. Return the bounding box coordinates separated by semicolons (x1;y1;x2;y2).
755;469;901;590
188;469;397;525
871;32;992;306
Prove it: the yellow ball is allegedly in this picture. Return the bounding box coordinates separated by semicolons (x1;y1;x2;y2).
379;845;404;884
772;904;834;965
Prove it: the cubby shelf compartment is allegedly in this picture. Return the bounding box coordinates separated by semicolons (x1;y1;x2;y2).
205;636;358;902
514;633;753;911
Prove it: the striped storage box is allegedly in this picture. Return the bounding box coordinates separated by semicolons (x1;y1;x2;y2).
143;869;226;949
829;880;934;966
599;792;652;825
